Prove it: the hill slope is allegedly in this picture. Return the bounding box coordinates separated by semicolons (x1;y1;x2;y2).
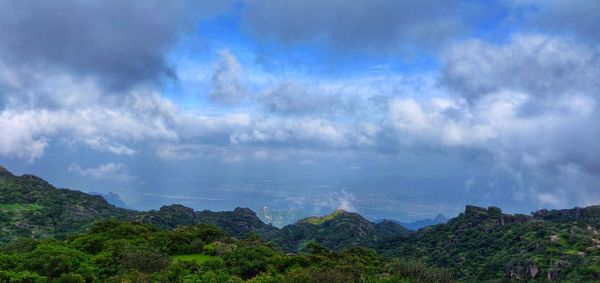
6;165;600;280
380;205;600;281
0;165;405;251
0;166;277;242
0;165;133;242
264;209;410;252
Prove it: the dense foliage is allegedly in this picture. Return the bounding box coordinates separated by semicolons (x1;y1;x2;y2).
0;221;451;282
381;206;600;281
0;168;132;242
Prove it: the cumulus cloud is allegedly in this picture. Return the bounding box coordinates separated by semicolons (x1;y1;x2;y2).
209;50;247;104
0;110;56;162
69;162;134;183
440;34;600;102
373;34;600;208
383;92;600;208
0;90;179;161
3;0;600;215
230;117;379;149
243;0;469;54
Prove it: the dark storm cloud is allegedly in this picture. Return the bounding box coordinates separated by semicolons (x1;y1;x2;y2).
242;0;469;54
0;0;231;91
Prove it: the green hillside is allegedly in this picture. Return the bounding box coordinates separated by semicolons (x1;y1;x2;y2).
381;205;600;281
0;221;451;282
5;165;600;281
264;209;410;252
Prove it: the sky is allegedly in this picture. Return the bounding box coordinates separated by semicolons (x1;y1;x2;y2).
1;0;600;222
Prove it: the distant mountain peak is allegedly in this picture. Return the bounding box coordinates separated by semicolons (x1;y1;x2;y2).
233;207;257;216
434;214;448;222
89;192;129;209
0;165;14;178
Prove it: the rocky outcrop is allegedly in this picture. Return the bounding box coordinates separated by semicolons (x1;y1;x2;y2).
462;205;534;225
20;174;50;186
0;165;14;178
534;206;600;225
506;260;540;280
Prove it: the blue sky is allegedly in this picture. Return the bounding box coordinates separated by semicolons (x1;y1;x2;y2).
2;0;600;222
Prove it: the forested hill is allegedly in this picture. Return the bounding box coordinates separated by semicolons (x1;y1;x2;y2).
0;165;133;242
0;165;406;251
5;165;600;281
0;165;278;243
380;205;600;281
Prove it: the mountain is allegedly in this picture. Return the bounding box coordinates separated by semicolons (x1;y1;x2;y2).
0;165;133;242
0;165;276;242
139;205;277;237
263;209;410;252
0;165;398;248
377;214;448;230
89;191;129;208
6;165;600;280
0;165;411;249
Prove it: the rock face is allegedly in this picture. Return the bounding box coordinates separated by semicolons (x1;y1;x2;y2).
534;206;600;226
462;205;535;225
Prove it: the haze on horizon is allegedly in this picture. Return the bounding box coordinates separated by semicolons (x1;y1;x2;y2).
1;0;599;222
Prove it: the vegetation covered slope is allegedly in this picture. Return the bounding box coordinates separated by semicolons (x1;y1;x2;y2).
0;221;451;282
0;165;408;253
264;210;410;252
0;165;397;250
381;205;600;281
139;205;278;237
0;165;133;242
7;165;600;281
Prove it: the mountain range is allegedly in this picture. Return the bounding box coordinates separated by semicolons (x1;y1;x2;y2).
0;165;404;252
375;214;448;230
3;164;600;281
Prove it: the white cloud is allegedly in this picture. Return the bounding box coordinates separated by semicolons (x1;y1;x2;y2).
209;49;247;104
68;162;134;183
229;117;371;149
441;34;600;101
0;110;59;162
0;87;179;161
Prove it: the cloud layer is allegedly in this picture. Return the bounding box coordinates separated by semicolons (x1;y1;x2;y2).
1;1;600;219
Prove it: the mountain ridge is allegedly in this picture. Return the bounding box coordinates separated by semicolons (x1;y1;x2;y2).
376;213;449;230
5;164;600;281
0;165;405;250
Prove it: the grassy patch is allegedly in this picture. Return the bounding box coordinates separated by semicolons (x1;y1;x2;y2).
0;203;44;212
301;210;346;225
172;254;213;264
